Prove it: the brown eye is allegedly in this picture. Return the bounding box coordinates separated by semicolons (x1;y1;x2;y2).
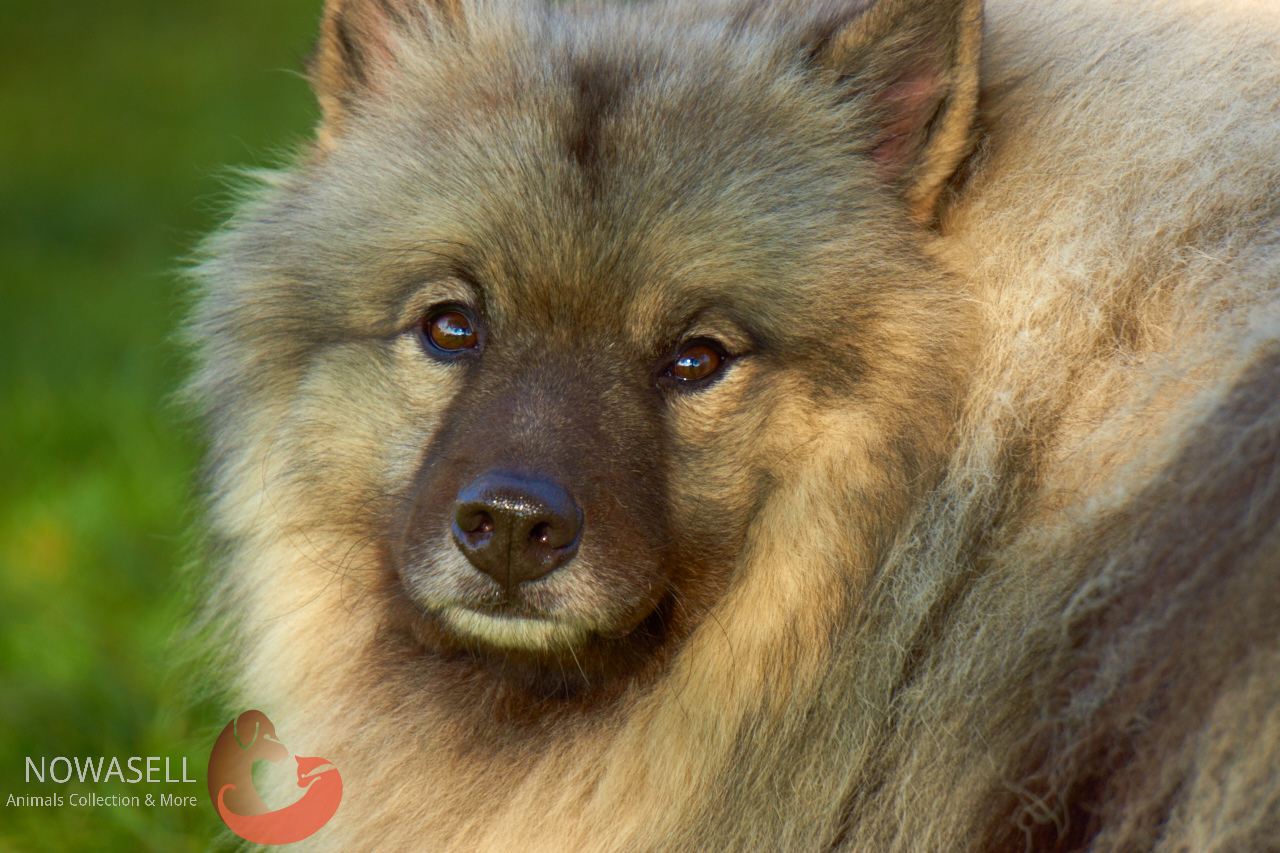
424;308;479;354
664;341;727;386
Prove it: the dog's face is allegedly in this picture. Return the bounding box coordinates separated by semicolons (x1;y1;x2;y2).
326;47;885;689
200;0;979;702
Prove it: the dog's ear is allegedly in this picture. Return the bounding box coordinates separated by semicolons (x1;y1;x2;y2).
815;0;983;221
310;0;463;147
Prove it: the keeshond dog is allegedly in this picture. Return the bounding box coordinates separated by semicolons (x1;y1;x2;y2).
189;0;1280;848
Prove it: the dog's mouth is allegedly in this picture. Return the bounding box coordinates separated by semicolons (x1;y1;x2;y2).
385;574;682;699
394;541;667;659
435;604;596;652
425;584;663;652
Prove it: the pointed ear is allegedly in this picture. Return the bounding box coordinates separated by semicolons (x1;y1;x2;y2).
818;0;983;221
309;0;464;148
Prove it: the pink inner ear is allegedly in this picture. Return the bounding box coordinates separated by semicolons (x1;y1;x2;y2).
870;71;943;180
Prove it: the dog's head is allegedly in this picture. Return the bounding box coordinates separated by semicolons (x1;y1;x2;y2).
196;0;981;703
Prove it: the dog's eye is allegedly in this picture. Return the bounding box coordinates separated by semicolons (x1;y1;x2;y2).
672;345;721;381
423;307;480;355
660;340;728;388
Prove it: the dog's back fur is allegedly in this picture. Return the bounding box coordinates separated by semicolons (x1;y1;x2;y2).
823;3;1280;849
190;0;1280;849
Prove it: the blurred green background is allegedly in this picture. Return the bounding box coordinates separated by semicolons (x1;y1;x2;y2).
1;1;321;848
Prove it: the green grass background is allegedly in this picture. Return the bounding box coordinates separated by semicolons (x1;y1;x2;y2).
1;1;322;848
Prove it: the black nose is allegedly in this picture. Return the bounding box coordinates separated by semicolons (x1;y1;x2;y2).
452;473;583;588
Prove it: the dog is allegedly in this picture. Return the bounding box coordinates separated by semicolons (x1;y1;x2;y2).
188;0;1280;848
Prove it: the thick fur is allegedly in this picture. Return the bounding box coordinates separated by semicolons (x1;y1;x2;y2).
188;0;1280;849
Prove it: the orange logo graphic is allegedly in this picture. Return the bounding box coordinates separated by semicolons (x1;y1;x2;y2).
207;710;343;845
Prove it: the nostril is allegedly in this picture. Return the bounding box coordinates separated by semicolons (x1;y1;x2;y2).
530;522;551;544
457;510;494;537
528;516;578;550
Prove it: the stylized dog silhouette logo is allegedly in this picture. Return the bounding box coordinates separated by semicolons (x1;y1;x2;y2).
207;710;343;845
